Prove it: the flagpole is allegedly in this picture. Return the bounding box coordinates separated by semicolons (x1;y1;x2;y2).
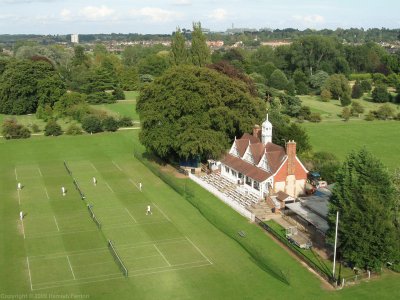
332;211;339;281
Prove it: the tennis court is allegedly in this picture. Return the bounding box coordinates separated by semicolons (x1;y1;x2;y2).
16;159;212;291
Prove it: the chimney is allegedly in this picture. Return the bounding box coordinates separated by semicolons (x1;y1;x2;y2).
253;125;261;141
286;140;296;175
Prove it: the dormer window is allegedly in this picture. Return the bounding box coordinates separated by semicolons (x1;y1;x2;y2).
244;152;253;164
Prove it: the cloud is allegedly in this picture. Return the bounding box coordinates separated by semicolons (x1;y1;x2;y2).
79;5;115;21
208;8;228;22
60;9;71;21
293;14;325;25
171;0;191;6
130;7;182;23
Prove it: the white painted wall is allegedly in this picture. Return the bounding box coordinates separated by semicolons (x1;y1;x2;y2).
295;179;306;196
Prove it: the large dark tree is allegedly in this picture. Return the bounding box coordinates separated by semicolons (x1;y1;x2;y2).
0;59;65;114
327;149;400;271
137;65;265;161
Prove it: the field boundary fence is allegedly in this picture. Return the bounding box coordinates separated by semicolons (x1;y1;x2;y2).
254;217;335;284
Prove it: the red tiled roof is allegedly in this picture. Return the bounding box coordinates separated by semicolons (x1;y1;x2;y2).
265;144;286;173
235;139;249;157
221;154;272;182
224;137;287;182
276;191;291;201
241;133;260;144
250;143;265;164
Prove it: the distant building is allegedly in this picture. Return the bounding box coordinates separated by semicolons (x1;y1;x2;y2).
206;40;224;48
261;40;292;48
71;34;79;44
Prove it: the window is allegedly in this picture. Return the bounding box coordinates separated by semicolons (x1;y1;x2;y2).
253;181;260;191
231;170;237;177
225;166;230;173
245;176;252;186
238;173;243;179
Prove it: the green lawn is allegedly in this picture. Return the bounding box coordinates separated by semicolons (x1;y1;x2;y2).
0;92;140;134
299;95;400;121
90;101;139;121
0;131;398;299
124;91;139;101
0;113;80;134
302;120;400;169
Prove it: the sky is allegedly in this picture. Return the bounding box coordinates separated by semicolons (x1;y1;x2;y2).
0;0;399;35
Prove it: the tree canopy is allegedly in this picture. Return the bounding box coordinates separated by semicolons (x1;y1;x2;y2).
0;59;65;114
190;22;210;67
137;65;265;161
327;148;400;271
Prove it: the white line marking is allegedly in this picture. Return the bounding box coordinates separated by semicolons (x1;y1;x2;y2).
53;216;60;232
152;203;171;222
31;262;211;291
185;237;213;265
14;167;18;180
37;167;43;177
32;258;209;289
105;182;114;193
26;220;170;240
112;161;123;171
153;244;171;266
21;219;25;239
129;179;141;191
125;208;137;223
26;257;33;291
17;189;21;205
44;187;50;200
66;256;76;280
90;162;98;172
33;272;122;289
29;237;187;260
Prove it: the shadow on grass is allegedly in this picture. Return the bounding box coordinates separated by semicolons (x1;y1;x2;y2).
310;249;332;278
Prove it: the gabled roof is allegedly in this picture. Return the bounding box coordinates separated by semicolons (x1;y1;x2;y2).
241;133;260;144
224;135;287;182
221;154;273;182
235;139;250;157
265;145;286;173
249;143;265;164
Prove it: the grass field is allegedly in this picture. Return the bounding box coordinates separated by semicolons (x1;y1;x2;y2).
0;114;80;134
0;95;139;134
302;120;400;169
91;101;138;121
90;90;139;121
0;131;399;299
299;95;400;120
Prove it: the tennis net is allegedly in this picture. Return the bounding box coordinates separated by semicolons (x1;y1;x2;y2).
63;161;72;175
73;178;85;200
108;240;128;277
87;204;102;229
